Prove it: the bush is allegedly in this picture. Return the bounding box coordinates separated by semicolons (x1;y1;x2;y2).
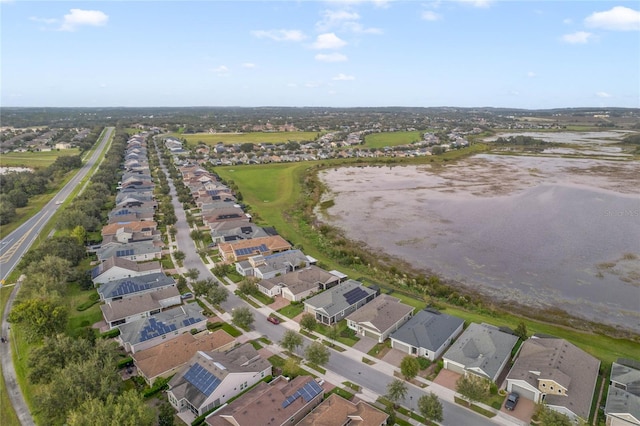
100;328;120;339
117;356;133;369
489;383;498;395
417;357;431;370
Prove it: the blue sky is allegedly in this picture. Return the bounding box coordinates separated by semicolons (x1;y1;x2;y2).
1;0;639;109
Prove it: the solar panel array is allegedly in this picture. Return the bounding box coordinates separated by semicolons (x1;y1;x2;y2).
140;317;177;342
114;209;130;216
116;249;135;257
110;280;152;297
183;363;222;396
343;287;369;305
183;317;199;327
281;380;323;409
235;244;268;257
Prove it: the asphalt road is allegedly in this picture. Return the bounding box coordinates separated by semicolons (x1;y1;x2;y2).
0;127;114;426
155;138;502;426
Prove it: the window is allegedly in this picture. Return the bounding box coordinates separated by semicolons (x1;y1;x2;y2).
550;386;554;391
542;383;546;387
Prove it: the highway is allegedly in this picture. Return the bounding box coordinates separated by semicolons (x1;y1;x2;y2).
0;127;114;283
0;127;113;426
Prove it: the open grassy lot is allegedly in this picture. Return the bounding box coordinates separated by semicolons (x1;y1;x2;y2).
0;148;81;168
169;131;321;145
362;131;423;149
214;149;639;366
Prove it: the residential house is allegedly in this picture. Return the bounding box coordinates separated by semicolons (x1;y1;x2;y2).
605;359;640;426
235;250;313;279
389;308;464;360
209;221;270;244
443;323;518;382
345;295;415;344
205;376;324;426
257;265;341;301
167;343;272;417
117;303;207;353
297;393;388;426
100;286;181;328
217;236;292;263
133;330;236;385
101;220;157;238
96;240;163;262
97;272;176;303
202;206;250;227
505;336;600;422
91;256;162;285
303;279;377;325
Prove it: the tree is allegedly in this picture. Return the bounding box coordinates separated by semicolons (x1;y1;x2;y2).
0;199;16;225
184;268;200;281
25;255;72;296
157;401;175;426
417;393;443;423
232;307;254;329
326;325;339;346
456;374;489;406
400;356;420;381
282;357;301;378
305;341;330;366
208;283;229;305
536;404;573;426
299;313;317;333
70;225;87;245
386;379;408;408
280;330;303;354
168;226;177;239
173;250;185;263
515;321;528;341
66;389;155;426
8;296;68;342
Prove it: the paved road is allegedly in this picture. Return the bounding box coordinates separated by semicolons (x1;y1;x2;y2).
154;137;510;426
0;127;113;426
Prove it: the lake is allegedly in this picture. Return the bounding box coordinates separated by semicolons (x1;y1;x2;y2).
318;153;640;332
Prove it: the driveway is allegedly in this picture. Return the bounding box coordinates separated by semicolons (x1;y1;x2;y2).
434;368;462;391
381;348;408;367
352;335;377;354
268;296;289;311
500;394;536;424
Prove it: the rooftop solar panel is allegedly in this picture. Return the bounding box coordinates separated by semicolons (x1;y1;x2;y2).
183;363;221;396
282;380;323;409
343;287;369;305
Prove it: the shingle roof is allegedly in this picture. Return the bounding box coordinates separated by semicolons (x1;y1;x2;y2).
297;393;388;426
605;387;640;424
259;265;339;294
347;295;415;334
100;286;180;322
304;280;376;318
444;323;518;381
98;272;175;300
389;308;463;350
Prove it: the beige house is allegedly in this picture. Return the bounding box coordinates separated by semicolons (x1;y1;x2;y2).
297;394;388;426
218;236;292;263
133;330;236;385
346;295;414;343
506;336;600;422
257;266;341;301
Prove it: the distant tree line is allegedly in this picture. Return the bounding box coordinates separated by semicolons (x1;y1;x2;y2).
492;135;550;145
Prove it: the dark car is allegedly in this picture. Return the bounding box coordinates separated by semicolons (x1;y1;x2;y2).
267;316;280;325
505;392;519;411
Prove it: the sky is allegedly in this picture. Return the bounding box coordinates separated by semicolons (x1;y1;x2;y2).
1;0;639;109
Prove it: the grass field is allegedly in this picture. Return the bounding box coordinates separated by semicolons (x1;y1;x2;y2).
213;149;639;366
169;131;322;146
362;131;423;149
0;148;81;168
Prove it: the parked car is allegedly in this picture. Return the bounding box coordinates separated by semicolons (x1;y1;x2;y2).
505;392;519;411
181;292;193;299
267;316;280;324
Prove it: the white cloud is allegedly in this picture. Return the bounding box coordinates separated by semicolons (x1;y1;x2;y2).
455;0;493;8
305;82;321;88
421;11;442;21
29;16;58;24
59;9;108;32
211;65;230;76
563;18;573;25
325;0;393;9
333;73;355;81
312;33;347;49
526;71;536;78
251;29;306;41
561;31;593;44
315;53;348;62
242;63;256;68
596;91;612;98
316;9;382;34
585;6;640;31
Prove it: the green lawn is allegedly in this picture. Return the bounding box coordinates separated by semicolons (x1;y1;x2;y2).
170;131;322;146
315;321;359;347
0;148;82;168
277;303;304;319
362;131;423;149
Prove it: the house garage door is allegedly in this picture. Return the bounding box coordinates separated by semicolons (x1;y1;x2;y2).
510;384;537;402
444;361;465;375
391;340;412;354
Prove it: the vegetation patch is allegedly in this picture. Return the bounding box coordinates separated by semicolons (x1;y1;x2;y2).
277;302;304;318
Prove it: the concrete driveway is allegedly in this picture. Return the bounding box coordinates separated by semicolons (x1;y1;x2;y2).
352;335;378;354
500;394;536;424
381;348;408;367
434;368;462;391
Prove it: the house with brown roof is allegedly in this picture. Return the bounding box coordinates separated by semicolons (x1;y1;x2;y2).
133;330;236;385
202;206;250;226
167;343;272;417
101;220;157;238
205;376;324;426
257;266;341;301
218;236;292;263
346;295;415;343
91;256;162;285
100;286;181;329
505;335;600;422
297;393;388;426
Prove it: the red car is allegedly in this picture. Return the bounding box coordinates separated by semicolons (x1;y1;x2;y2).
267;316;280;324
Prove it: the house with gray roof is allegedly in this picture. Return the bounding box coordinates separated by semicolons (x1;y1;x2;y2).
604;359;640;426
100;286;181;329
97;272;176;303
303;279;377;325
389;308;464;359
117;303;207;353
167;343;272;417
346;295;415;344
91;256;162;285
505;335;600;421
235;249;313;280
257;265;341;301
96;240;163;262
443;323;518;382
209;221;270;245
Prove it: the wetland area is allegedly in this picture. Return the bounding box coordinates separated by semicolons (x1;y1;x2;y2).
318;132;640;332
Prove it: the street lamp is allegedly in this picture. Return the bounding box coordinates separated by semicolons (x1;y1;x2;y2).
409;395;413;414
